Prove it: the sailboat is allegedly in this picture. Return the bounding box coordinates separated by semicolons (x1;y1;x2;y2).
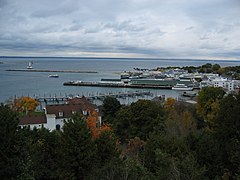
27;61;33;69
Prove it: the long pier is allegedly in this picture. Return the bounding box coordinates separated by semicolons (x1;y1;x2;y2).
63;81;172;89
6;69;98;73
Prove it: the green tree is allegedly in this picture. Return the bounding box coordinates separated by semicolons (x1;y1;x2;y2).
142;134;205;179
113;106;132;142
196;87;225;129
0;105;20;179
102;96;121;123
60;114;97;179
186;131;222;179
95;131;119;165
31;128;61;179
215;93;240;179
212;64;221;72
113;100;165;141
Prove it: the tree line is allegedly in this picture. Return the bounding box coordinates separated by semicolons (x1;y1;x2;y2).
1;87;240;179
156;63;240;79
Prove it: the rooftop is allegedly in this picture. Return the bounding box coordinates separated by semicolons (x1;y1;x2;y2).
19;114;47;125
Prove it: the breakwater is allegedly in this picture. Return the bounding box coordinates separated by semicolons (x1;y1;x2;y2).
63;81;172;89
6;69;98;73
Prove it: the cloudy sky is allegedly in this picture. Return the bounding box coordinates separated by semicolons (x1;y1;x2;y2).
0;0;240;59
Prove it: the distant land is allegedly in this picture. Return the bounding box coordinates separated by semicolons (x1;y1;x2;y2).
1;56;240;62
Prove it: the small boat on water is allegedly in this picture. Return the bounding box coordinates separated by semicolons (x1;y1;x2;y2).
172;83;193;91
48;74;59;78
27;61;33;69
182;91;197;97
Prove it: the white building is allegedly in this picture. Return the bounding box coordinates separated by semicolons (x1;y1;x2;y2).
199;76;238;92
19;97;101;131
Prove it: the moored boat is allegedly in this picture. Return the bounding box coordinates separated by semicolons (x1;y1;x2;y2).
172;83;193;91
48;74;59;78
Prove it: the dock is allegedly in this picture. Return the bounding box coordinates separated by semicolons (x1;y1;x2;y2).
6;69;98;73
63;81;172;89
35;91;153;104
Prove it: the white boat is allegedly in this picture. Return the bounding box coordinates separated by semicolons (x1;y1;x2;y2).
27;61;33;69
48;74;59;78
172;83;193;91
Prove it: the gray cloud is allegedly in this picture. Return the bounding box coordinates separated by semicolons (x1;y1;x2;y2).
0;0;240;59
185;26;194;31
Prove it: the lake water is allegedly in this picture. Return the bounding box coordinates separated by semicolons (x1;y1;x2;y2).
1;57;240;103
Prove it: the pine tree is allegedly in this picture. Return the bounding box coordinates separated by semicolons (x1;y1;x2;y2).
60;114;97;179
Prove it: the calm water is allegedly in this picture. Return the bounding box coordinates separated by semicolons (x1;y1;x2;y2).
1;57;240;103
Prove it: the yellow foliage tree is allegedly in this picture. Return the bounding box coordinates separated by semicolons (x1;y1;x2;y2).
13;96;39;114
164;99;196;137
164;97;176;111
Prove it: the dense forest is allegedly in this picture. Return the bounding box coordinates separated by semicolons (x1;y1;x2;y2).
1;87;240;179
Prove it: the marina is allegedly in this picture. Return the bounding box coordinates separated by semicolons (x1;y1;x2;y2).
35;90;153;103
30;90;157;107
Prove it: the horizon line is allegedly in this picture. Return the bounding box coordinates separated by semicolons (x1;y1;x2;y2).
1;55;240;62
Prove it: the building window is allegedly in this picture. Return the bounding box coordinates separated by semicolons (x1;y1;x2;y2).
72;111;76;114
59;112;63;117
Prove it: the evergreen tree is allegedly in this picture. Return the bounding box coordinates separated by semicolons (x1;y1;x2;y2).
95;131;119;165
102;96;121;123
215;93;240;179
0;105;20;179
60;114;97;179
114;100;165;141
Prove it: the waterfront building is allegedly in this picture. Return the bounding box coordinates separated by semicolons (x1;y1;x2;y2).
199;76;239;92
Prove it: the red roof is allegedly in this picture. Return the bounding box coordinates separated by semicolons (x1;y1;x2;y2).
19;114;47;125
67;97;97;109
46;97;98;119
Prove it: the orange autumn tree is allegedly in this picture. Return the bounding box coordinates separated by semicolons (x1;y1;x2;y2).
86;110;111;139
13;96;39;115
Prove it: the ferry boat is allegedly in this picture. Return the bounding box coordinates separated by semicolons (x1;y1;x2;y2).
172;83;193;91
27;61;33;69
48;74;59;78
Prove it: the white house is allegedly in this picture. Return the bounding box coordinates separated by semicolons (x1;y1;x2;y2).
19;114;47;129
19;97;101;131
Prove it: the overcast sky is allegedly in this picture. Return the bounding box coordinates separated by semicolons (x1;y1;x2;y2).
0;0;240;59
